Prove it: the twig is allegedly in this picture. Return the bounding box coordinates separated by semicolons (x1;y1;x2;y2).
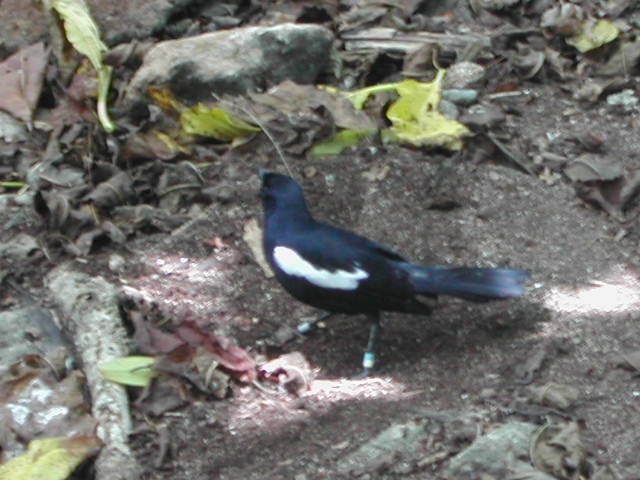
212;93;294;177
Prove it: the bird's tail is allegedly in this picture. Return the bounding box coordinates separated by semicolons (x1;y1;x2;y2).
405;265;530;301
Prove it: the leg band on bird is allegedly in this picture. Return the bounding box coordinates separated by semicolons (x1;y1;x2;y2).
361;315;381;374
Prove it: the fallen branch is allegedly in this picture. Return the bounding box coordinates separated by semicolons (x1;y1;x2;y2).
341;27;491;53
47;265;140;480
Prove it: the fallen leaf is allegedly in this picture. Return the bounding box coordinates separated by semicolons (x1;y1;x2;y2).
620;350;640;372
0;436;102;480
310;129;375;158
99;356;158;387
154;345;229;398
361;164;390;182
243;218;273;277
259;352;313;396
567;19;619;53
529;382;580;409
51;0;115;131
180;104;260;141
128;309;184;354
85;171;135;209
175;321;256;378
385;75;471;150
531;421;588;479
0;42;48;123
564;154;623;182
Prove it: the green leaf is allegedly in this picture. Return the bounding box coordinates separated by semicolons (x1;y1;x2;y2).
99;356;158;387
0;181;26;188
310;129;375;158
180;105;260;142
51;0;115;131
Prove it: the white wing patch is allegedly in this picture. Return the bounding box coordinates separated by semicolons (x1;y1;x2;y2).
273;246;368;290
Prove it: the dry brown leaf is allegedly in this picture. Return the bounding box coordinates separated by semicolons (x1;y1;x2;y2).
243;218;273;277
529;382;580;409
0;42;48;123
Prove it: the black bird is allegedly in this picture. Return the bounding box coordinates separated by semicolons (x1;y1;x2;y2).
260;170;529;375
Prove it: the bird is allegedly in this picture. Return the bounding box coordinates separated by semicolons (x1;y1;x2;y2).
259;170;530;376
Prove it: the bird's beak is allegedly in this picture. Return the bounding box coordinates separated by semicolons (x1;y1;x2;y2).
259;169;269;180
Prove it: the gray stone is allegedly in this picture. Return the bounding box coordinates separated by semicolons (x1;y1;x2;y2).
0;233;40;261
443;89;479;106
0;111;27;142
337;420;429;475
0;308;67;367
446;421;542;478
606;89;638;109
123;24;334;108
0;0;194;56
88;0;194;45
445;61;487;89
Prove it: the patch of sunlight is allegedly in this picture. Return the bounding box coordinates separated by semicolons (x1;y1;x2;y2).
227;376;410;435
543;265;640;315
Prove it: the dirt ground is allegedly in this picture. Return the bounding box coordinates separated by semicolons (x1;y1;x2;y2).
2;1;640;479
7;137;640;479
125;143;640;479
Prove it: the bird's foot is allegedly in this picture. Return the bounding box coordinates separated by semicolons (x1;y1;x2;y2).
296;320;317;335
296;312;334;336
350;352;380;378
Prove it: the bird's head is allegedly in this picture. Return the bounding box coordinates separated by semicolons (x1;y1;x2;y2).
259;170;309;216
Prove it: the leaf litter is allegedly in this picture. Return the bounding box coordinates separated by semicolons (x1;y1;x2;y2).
2;0;640;478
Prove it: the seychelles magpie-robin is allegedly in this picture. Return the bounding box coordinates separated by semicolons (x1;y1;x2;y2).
260;170;529;375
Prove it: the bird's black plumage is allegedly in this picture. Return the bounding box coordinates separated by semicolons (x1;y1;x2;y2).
260;170;529;374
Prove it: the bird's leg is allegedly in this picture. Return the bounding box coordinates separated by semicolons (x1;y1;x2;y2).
297;312;334;335
356;312;381;378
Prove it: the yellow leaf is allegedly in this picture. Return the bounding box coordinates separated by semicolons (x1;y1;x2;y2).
385;72;470;150
310;129;375;158
328;71;470;150
99;355;158;387
567;19;619;53
383;112;470;150
347;83;398;110
0;436;102;480
156;132;190;155
180;105;260;142
148;86;183;112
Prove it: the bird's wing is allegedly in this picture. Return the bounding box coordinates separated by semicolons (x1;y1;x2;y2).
272;222;414;298
309;222;407;265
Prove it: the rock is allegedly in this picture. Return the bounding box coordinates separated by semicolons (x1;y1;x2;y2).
439;99;460;120
0;0;48;56
445;61;486;89
0;0;193;56
123;24;333;108
0;233;40;261
0;308;68;367
443;89;479;106
459;103;506;130
606;89;638;110
445;422;545;479
0;111;27;142
336;420;430;476
108;253;127;273
87;0;194;45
